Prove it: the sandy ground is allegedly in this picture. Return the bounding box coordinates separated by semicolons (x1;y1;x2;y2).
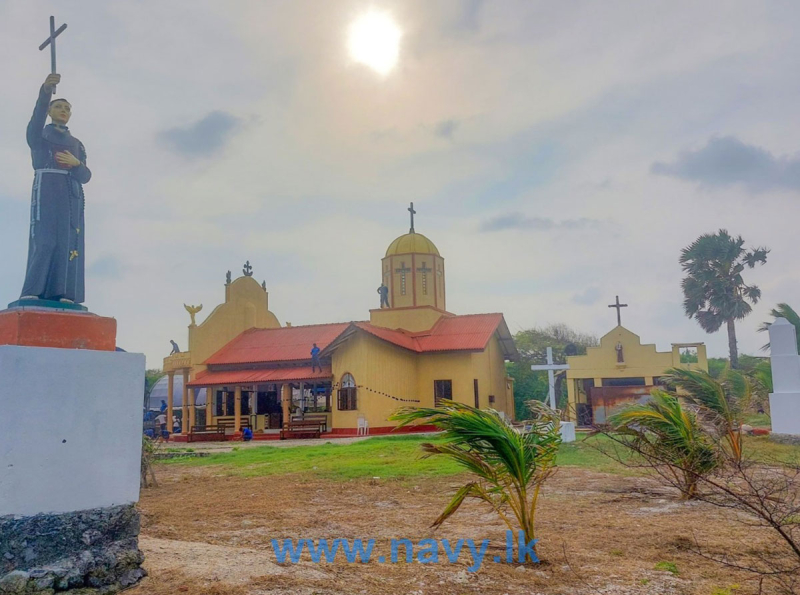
129;463;790;595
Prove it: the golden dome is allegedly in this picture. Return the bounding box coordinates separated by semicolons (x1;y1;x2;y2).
385;232;440;257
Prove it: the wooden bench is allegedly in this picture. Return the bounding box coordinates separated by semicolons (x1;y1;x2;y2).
291;414;328;433
280;419;322;440
187;424;225;442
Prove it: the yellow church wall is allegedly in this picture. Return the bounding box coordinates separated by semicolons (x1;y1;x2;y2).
331;331;420;430
565;326;708;422
369;306;447;333
329;331;514;430
188;276;281;371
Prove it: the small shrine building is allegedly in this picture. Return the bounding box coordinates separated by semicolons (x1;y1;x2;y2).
565;324;708;426
163;207;518;439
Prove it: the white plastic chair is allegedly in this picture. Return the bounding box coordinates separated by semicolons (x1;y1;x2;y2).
357;415;369;436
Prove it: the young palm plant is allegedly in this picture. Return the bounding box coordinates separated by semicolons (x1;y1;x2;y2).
607;390;720;499
662;367;750;462
390;400;561;561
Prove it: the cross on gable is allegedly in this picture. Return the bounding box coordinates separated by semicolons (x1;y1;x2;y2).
608;295;628;326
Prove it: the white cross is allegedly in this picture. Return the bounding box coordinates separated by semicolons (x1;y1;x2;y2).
530;347;570;410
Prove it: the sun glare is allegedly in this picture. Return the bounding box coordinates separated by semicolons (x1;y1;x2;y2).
347;10;401;75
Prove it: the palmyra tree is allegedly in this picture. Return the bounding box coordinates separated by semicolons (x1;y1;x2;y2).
680;229;768;369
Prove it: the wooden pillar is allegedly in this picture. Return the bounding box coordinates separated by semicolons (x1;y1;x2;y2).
181;369;189;434
205;388;213;426
281;383;291;430
234;385;242;432
188;384;196;429
166;372;174;435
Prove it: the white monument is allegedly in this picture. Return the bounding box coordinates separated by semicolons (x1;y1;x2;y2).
768;317;800;437
531;346;575;443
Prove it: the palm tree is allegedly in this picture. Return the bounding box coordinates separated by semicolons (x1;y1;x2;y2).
390;400;561;561
758;303;800;352
680;230;768;369
607;390;719;499
663;367;749;462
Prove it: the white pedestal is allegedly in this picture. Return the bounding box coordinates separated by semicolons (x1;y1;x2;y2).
768;319;800;437
560;421;576;443
0;345;145;516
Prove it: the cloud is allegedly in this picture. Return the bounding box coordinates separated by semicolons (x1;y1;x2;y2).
651;136;800;193
157;111;241;157
87;255;123;279
434;119;459;140
480;214;599;232
572;286;602;306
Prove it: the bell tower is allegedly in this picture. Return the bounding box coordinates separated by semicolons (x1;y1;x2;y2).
372;204;447;332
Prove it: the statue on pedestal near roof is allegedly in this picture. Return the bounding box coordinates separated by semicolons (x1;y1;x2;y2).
17;72;91;305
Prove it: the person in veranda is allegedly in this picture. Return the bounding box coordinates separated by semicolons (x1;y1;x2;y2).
20;73;91;304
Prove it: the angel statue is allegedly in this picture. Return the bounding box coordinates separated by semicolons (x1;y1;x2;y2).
184;303;203;326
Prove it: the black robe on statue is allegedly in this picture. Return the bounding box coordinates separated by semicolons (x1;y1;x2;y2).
20;85;92;303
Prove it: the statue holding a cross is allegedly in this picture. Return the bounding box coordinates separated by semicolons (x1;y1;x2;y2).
14;16;92;307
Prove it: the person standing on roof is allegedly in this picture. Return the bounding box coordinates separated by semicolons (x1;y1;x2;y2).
311;343;322;372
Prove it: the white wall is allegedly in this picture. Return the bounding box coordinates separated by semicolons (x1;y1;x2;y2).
0;345;145;516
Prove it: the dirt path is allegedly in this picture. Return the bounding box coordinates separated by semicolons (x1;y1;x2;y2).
130;464;786;595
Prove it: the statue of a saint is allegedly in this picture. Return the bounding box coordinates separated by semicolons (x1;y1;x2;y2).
19;73;91;304
615;342;624;363
170;340;180;355
377;283;390;308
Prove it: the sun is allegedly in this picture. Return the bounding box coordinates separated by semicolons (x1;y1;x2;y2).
347;10;401;75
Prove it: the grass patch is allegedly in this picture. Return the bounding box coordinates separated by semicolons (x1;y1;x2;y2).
160;431;799;481
742;413;770;427
654;561;679;575
163;435;463;480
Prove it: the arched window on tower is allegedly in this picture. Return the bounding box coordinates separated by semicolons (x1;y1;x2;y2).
338;373;357;410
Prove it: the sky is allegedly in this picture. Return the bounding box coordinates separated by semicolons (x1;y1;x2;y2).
1;1;798;368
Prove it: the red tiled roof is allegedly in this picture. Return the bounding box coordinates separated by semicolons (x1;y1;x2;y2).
354;313;508;354
187;365;331;387
201;314;516;371
204;323;351;365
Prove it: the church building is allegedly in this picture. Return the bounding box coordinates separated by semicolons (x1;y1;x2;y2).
163;207;518;439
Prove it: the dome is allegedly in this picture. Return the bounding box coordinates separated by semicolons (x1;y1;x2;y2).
385;232;440;257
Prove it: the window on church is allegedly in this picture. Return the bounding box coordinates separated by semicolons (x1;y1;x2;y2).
338;373;357;410
434;380;452;407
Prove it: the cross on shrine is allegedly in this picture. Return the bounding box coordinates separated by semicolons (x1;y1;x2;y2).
39;16;68;95
408;202;416;233
530;347;569;410
608;295;628;326
243;261;253;277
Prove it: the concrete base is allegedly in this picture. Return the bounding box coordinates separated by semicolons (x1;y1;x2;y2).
768;392;800;436
560;421;576;443
0;345;144;516
0;308;116;351
0;345;146;592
